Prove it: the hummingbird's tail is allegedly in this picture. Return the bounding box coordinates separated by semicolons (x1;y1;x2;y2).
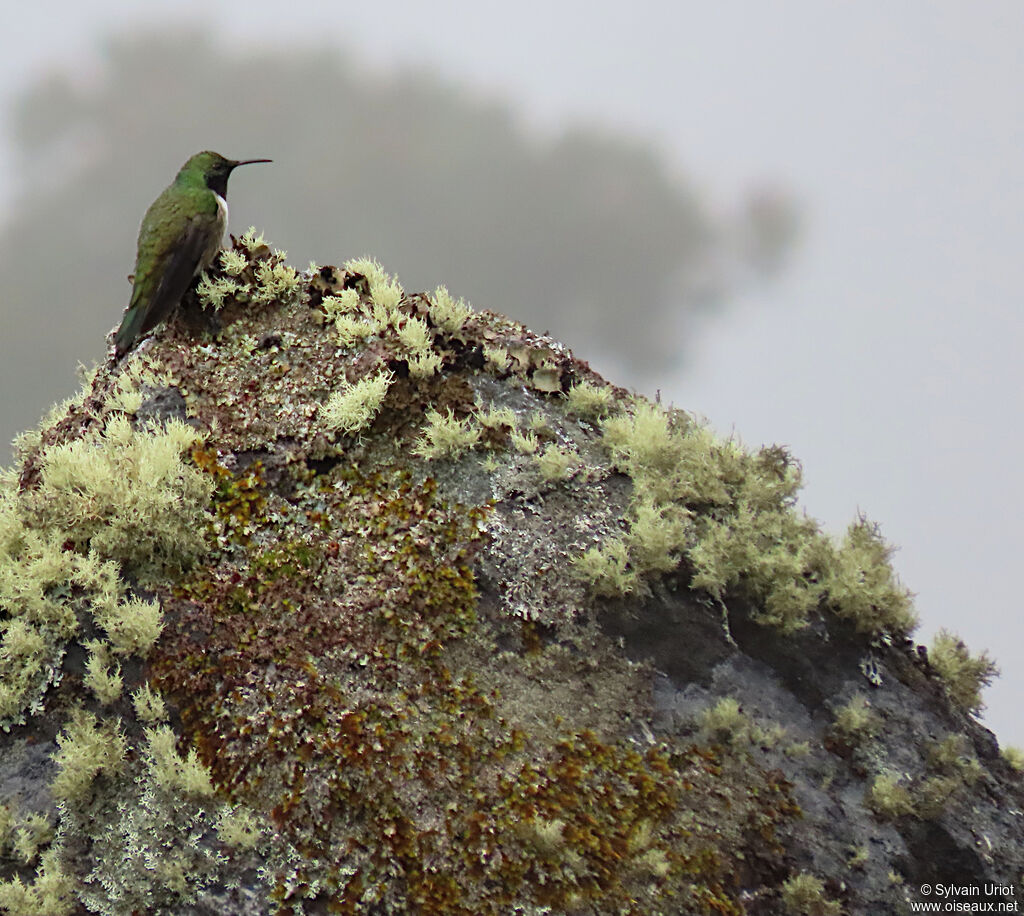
114;304;144;359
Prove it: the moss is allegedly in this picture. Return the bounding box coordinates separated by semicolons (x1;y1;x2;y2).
576;397;917;638
196;272;243;310
143;725;215;798
12;814;52;866
396;314;433;352
929;629;999;716
573;537;638;597
926;734;982;785
132;683;168;723
407;349;443;378
483;346;511;371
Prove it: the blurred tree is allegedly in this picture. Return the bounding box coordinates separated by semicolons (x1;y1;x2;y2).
0;29;798;459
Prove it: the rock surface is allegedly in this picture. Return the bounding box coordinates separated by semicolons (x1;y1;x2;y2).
0;236;1021;915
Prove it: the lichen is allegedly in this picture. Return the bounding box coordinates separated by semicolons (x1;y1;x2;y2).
929;628;999;715
1;239;1001;914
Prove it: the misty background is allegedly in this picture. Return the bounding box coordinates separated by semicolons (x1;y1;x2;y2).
2;2;1021;746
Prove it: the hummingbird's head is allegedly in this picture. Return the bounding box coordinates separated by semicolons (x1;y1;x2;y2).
179;151;272;197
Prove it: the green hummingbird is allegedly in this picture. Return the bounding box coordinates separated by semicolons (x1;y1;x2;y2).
114;151;271;359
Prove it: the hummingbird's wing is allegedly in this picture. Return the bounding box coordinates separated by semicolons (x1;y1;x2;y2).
114;210;216;358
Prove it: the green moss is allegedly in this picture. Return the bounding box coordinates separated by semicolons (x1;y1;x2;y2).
573;537;638;596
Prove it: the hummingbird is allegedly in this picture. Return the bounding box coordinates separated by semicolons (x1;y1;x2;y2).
114;151;271;358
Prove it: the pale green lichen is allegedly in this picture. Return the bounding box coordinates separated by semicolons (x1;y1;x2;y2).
132;684;168;724
866;771;915;819
92;595;163;657
475;405;516;430
1001;746;1024;772
484;346;512;371
83;641;124;704
397;315;433;353
321;289;361;323
412;408;482;460
21;415;210;577
429;285;473;334
625;498;693;576
699;697;750;746
12;814;52;866
580;397;917;636
0;849;77;916
50;709;127;803
535;444;577;482
238;227;268;252
218;248;249;276
344;256;389;288
926;734;982;786
369;276;404;312
565;380;614;419
929;629;999;716
780;872;842;916
510;428;540;455
479;453;502;474
334;314;380;347
215;806;264;850
143;725;214;798
846;845;869;869
831;694;880;744
407;349;443;379
0;513;148;728
822;518;917;633
252;259;300;306
573;538;638;597
195;273;242;310
321;370;394;435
